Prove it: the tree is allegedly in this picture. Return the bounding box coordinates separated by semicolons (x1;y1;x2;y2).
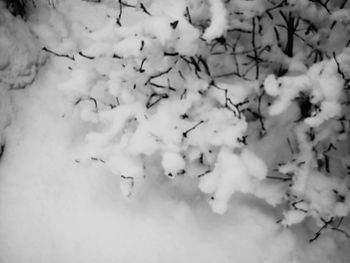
57;0;350;242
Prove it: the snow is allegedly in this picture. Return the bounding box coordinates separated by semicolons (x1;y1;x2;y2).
240;149;267;180
265;58;345;126
0;83;304;262
282;210;307;226
162;151;186;177
203;0;227;41
199;147;268;214
0;1;350;263
264;74;279;96
0;5;46;89
202;0;228;42
0;88;12;145
114;10;200;56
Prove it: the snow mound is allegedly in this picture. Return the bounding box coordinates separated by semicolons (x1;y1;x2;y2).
0;5;46;89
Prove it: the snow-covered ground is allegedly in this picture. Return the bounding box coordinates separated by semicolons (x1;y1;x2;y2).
0;1;349;262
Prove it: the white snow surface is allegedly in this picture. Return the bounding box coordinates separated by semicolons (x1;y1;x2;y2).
202;0;227;41
0;1;349;263
0;3;46;89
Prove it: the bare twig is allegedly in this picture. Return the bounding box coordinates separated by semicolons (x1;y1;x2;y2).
42;47;75;60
